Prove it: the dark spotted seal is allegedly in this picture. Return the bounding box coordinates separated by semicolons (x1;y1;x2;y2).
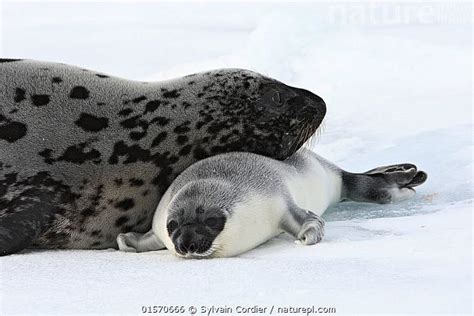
117;149;427;258
0;58;326;255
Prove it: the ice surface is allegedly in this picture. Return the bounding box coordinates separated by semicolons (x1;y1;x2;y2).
0;2;472;315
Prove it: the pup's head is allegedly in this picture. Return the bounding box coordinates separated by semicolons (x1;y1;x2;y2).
164;179;237;259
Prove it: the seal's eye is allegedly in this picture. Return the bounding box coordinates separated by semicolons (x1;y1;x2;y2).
205;217;218;227
204;217;225;230
271;91;283;106
167;220;178;234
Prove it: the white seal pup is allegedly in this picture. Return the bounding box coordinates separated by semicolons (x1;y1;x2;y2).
117;148;427;258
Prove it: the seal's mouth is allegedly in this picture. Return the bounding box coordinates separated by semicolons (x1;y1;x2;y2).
283;113;324;156
174;245;219;259
302;117;325;149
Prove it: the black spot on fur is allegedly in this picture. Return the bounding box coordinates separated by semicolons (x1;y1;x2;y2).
151;132;167;147
90;185;104;207
133;96;147;103
107;140;176;193
96;74;109;78
38;148;54;164
195;121;206;129
59;143;101;164
176;135;188;145
81;208;95;217
70;86;90;99
129;178;144;187
97;102;106;106
115;216;130;227
0;59;22;63
207;121;226;134
174;121;191;134
31;94;50;106
0;115;27;143
52;77;63;84
129;131;147;141
151;167;173;191
178;144;192;156
193;146;208;160
75;113;109;132
122;225;134;233
14;88;26;103
108;141;150;164
162;89;180;98
120;115;141;129
169;155;179;164
0;172;18;197
118;108;133;117
150;116;170;126
144;100;161;114
114;198;135;211
114;178;123;186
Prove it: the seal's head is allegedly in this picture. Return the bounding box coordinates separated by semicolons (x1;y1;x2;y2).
252;79;327;157
191;69;326;160
164;180;237;259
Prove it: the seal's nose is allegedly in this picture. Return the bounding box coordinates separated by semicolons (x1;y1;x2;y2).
288;86;326;125
176;231;197;254
183;240;197;253
295;87;326;114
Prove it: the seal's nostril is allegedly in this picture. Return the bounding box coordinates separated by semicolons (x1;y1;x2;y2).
176;243;185;254
189;243;196;253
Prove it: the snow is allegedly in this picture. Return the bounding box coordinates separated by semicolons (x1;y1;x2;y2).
0;1;472;315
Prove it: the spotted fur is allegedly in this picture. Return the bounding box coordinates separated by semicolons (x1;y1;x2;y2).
0;59;326;255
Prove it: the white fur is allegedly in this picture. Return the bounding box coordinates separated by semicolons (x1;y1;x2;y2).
388;187;416;202
153;188;176;255
285;155;342;216
213;194;288;257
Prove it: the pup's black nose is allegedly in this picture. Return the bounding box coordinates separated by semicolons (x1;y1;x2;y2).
177;235;197;254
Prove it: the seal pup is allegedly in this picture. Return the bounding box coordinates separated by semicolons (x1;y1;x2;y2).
0;59;326;255
117;148;427;258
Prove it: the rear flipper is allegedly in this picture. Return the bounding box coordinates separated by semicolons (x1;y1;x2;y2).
0;190;55;256
280;207;325;245
117;230;166;253
342;163;428;204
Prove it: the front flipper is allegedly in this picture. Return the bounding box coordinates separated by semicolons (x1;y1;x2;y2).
343;163;428;204
117;230;165;253
280;207;325;245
